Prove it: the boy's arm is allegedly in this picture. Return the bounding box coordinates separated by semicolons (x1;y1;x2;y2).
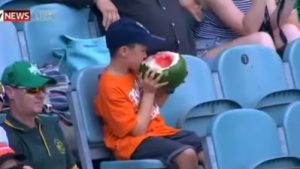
130;92;155;136
130;70;168;136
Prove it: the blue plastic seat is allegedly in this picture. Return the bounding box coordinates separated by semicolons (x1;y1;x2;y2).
253;156;300;169
283;101;300;157
0;22;22;76
214;45;300;108
207;109;286;169
23;3;91;67
161;55;216;127
68;66;165;169
283;39;300;89
160;55;240;137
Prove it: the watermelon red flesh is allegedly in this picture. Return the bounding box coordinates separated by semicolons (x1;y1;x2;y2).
139;51;187;90
154;54;173;68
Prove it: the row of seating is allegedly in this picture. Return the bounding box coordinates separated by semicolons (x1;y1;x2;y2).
213;44;300;108
1;2;300;82
0;2;100;76
68;55;300;169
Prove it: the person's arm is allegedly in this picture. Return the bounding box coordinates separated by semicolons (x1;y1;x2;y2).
178;0;203;22
206;0;267;34
130;70;168;136
267;0;296;29
289;9;300;29
95;0;120;30
130;92;155;136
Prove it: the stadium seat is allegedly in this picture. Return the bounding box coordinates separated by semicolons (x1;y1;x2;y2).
0;22;22;76
161;55;216;127
207;109;291;169
213;45;300;108
253;156;300;169
283;39;300;89
68;66;165;169
160;55;240;136
283;101;300;157
23;3;91;68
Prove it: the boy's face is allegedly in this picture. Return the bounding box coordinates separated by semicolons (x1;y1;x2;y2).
126;44;148;73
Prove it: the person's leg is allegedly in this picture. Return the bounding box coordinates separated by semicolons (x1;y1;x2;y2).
203;32;275;57
172;148;199;169
272;23;300;48
165;130;205;166
131;136;198;169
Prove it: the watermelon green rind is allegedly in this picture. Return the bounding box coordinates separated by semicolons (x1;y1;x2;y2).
139;52;188;90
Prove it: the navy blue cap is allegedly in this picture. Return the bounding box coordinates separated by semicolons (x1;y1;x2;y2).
106;18;166;51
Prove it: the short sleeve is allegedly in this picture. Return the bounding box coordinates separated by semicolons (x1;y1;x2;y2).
96;89;137;138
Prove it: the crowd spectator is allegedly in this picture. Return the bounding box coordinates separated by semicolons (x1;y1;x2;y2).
194;0;300;63
0;61;79;169
94;0;203;55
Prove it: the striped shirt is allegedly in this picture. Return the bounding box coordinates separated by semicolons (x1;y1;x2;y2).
194;0;252;39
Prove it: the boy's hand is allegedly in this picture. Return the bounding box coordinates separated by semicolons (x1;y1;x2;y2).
139;69;168;94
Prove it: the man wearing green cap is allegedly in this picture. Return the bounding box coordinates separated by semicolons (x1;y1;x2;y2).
0;61;79;169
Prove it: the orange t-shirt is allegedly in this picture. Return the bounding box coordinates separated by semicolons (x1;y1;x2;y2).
94;70;179;160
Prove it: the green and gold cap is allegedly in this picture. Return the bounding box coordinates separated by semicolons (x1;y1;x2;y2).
1;61;56;88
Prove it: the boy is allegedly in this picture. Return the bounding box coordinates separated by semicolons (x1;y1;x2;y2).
94;18;205;169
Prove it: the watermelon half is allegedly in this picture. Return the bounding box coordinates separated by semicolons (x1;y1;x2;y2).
139;51;188;90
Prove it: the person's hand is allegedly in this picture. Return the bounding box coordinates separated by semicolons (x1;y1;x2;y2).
96;0;120;30
178;0;203;22
139;69;168;94
23;166;33;169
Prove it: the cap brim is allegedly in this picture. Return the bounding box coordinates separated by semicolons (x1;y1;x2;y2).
0;153;26;166
25;75;57;88
144;35;166;53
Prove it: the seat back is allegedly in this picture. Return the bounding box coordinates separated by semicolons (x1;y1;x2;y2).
23;3;90;67
283;101;300;157
181;99;241;138
161;55;216;127
253;156;300;169
209;109;282;169
283;39;300;89
214;45;287;108
68;66;110;169
0;22;22;76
